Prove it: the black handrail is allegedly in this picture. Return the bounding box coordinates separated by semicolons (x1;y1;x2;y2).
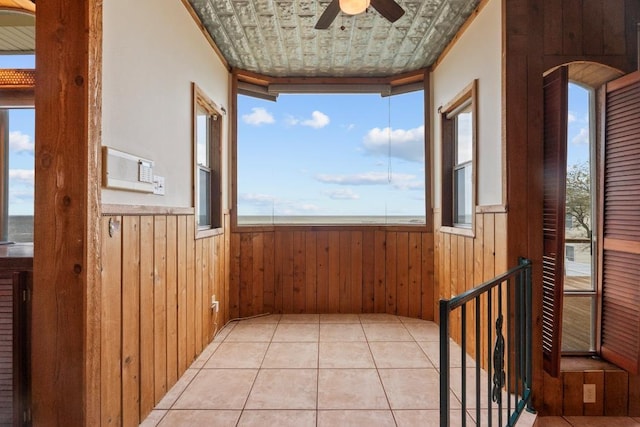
439;258;533;427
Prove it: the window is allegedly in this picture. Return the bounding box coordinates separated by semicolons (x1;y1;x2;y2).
235;89;426;226
193;83;222;236
0;55;35;243
561;83;596;355
441;80;477;232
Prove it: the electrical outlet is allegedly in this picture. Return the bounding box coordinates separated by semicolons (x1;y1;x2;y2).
583;384;596;403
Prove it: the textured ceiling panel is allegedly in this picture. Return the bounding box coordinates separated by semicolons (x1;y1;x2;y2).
187;0;480;77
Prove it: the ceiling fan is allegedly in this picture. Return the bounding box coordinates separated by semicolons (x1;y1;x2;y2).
315;0;405;30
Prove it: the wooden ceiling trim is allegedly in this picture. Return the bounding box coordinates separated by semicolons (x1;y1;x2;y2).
180;0;230;71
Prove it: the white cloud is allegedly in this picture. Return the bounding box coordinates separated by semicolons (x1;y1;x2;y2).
9;131;34;155
568;111;577;123
239;193;320;215
286;111;330;129
362;125;424;162
10;169;34;185
315;171;423;190
324;188;360;200
571;127;589;145
242;107;275;126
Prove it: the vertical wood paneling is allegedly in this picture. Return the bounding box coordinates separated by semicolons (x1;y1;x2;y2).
101;213;227;425
177;216;188;375
201;238;210;346
239;234;253;317
121;217;140;427
228;232;240;319
362;231;375;313
339;231;351;313
316;231;329;312
408;233;422;318
374;231;386;313
293;231;306;313
153;217;167;403
582;0;603;54
385;232;397;314
629;374;640;416
166;216;178;388
327;232;340;313
396;232;409;317
186;216;196;362
252;233;264;317
101;217;122;426
563;0;584;55
350;231;363;313
603;0;626;55
281;231;294;313
194;239;203;353
563;371;584;415
305;232;317;313
422;233;435;321
263;232;275;314
604;370;629;415
139;216;155;417
228;228;436;319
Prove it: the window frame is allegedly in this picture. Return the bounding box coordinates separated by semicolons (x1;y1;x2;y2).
440;80;477;237
192;83;223;239
231;74;431;232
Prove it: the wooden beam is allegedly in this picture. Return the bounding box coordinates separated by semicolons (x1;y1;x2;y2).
32;0;102;425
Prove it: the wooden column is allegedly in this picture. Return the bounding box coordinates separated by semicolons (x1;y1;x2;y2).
32;0;102;425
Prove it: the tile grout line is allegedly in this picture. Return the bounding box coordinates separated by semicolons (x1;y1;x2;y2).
235;318;279;426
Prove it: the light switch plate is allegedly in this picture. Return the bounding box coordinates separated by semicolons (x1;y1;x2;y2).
153;175;165;195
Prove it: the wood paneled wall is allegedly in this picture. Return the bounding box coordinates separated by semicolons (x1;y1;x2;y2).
542;369;640;416
434;209;508;368
100;214;227;426
228;229;435;320
504;0;640;415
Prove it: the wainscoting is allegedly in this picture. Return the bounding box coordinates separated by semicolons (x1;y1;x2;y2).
100;213;227;425
228;229;435;320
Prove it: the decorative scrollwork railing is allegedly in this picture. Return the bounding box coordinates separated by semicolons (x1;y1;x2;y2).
439;258;533;427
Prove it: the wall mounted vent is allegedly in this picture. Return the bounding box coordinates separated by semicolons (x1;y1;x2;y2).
102;146;154;193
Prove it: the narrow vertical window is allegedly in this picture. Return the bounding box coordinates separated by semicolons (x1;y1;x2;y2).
193;84;222;236
441;80;477;232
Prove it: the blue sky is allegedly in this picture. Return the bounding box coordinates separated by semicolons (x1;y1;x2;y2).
237;91;426;219
1;55;35;215
567;82;591;168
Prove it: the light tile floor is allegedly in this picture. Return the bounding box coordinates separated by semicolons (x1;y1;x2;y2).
141;313;539;427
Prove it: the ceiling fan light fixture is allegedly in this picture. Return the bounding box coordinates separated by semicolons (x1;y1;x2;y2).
339;0;370;15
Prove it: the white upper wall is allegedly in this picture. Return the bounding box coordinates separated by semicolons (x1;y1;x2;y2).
102;0;229;208
432;0;502;207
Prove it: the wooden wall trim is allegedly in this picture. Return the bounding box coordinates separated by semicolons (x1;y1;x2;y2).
101;204;194;216
179;0;230;71
32;0;103;425
475;204;508;213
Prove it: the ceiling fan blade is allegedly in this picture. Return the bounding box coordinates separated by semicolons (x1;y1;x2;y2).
315;0;340;29
370;0;405;23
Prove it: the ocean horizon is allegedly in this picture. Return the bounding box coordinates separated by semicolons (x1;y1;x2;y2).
238;215;426;226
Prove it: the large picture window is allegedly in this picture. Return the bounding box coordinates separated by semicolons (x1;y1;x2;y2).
236;89;426;226
193;83;222;236
441;80;477;232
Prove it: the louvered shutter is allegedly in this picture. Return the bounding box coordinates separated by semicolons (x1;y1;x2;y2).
542;66;568;378
600;71;640;375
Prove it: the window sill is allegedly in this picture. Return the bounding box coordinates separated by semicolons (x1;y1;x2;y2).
560;355;622;372
195;227;224;239
439;225;474;238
